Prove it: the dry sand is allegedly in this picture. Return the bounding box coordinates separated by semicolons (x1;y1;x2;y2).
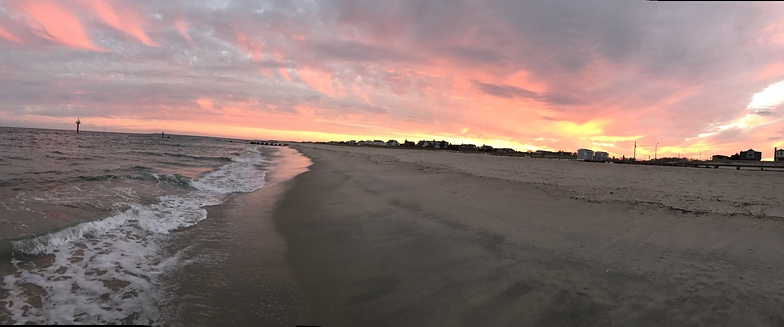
274;144;784;326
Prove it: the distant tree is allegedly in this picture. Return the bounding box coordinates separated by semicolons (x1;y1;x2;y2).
730;153;740;160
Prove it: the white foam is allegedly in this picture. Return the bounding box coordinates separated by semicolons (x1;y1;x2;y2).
190;147;268;194
134;194;213;234
2;145;271;325
13;211;130;255
2;231;183;324
12;147;268;255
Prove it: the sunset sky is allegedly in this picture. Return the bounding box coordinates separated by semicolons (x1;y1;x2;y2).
1;1;784;159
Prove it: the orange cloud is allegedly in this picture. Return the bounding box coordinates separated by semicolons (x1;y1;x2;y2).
88;0;157;47
504;70;548;94
257;67;273;77
351;80;375;106
278;67;292;82
272;52;292;81
234;30;262;61
14;0;104;51
175;20;196;47
297;66;336;98
0;25;22;43
195;98;223;113
758;20;784;46
753;62;784;83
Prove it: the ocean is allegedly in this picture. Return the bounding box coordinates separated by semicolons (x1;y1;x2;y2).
0;127;311;325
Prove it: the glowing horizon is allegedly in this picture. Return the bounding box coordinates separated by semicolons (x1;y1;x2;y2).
1;1;783;159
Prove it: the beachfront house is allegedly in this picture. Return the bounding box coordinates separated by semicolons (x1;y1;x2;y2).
402;140;416;147
577;148;594;161
458;144;478;151
433;140;450;149
739;149;762;161
712;155;731;161
480;145;494;152
775;147;784;162
387;140;400;147
593;151;609;161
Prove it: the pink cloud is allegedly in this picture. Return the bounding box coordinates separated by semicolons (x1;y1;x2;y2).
88;0;157;47
175;20;196;48
12;0;104;51
0;24;21;43
296;66;337;98
234;30;263;61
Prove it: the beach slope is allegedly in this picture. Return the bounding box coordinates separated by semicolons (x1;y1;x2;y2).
274;144;784;326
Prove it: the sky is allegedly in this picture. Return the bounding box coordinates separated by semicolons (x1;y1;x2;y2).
1;0;784;159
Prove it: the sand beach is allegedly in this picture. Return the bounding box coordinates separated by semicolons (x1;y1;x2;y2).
274;143;784;326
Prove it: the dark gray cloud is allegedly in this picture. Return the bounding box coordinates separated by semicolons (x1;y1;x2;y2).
472;80;582;106
448;46;505;65
752;108;778;117
311;40;415;63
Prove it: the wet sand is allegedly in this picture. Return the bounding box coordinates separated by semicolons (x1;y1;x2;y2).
274;144;784;326
163;147;312;326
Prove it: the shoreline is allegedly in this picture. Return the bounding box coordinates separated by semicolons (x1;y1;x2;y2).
163;145;313;326
273;143;784;325
0;145;313;325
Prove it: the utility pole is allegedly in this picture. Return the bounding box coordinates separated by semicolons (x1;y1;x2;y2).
76;117;81;134
633;141;637;160
655;143;659;160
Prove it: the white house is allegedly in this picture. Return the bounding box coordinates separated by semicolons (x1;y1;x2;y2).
593;151;609;161
775;147;784;162
577;148;594;161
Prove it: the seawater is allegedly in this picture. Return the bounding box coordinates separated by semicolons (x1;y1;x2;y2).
0;127;293;324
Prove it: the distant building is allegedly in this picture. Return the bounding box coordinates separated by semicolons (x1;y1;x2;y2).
402;140;416;147
387;140;399;147
458;144;477;151
739;149;762;161
495;148;515;153
480;145;494;152
356;140;384;146
712;155;731;161
593;151;609;161
775;147;784;162
417;140;434;148
433;140;450;149
577;148;594;161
